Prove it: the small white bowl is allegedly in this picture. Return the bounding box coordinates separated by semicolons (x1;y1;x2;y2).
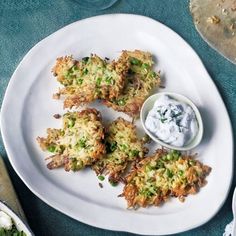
0;201;33;235
140;92;204;151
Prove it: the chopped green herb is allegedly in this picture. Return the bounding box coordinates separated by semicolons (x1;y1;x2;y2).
71;65;78;72
140;188;154;197
178;170;184;176
145;164;153;172
82;57;89;63
130;57;142;66
130;149;139;157
82;68;88;75
166;169;173;178
142;63;150;69
68;118;75;128
172;150;181;160
157;161;165;169
117;98;126;106
71;159;84;171
189;160;196;166
162;155;167;161
172;112;182;118
78;138;87;148
47;145;56;153
98;175;105;181
120;144;128;151
96;77;102;86
109;181;118;187
166;154;173;161
0;225;27;236
151;71;157;78
160;118;167;123
105;76;113;84
106;141;117;153
77;78;83;85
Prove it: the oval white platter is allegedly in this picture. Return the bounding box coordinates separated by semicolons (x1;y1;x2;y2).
0;14;233;235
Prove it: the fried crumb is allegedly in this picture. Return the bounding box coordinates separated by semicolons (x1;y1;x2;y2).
207;16;221;24
53;114;61;119
53;93;60;100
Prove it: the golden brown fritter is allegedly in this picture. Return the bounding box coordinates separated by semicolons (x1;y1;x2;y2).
103;50;161;117
121;149;211;208
52;55;129;108
92;117;148;183
37;108;106;171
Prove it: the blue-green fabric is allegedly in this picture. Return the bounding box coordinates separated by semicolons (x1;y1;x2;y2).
0;0;235;235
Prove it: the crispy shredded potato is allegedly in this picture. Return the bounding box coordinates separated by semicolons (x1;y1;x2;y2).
121;149;211;208
37;108;105;171
52;55;129;108
103;50;161;117
92;117;148;183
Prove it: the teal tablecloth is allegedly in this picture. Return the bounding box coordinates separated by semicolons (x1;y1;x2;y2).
0;0;235;235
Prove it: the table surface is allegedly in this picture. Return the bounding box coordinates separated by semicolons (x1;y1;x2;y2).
0;0;235;235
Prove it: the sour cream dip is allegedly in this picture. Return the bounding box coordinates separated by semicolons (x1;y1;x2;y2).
145;95;198;147
0;211;13;230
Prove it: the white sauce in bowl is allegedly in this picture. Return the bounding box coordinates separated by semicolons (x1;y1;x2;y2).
145;95;198;147
0;211;13;230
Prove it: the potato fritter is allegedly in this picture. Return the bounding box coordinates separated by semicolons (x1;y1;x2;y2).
52;55;129;108
121;149;211;208
92;117;148;183
37;108;106;171
103;50;161;117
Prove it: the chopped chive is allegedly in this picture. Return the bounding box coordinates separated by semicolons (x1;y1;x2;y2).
160;118;167;123
172;112;182;118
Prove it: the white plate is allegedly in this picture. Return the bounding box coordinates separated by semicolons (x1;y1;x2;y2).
0;14;233;235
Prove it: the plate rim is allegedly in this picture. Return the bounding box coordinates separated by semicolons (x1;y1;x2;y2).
0;13;234;235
